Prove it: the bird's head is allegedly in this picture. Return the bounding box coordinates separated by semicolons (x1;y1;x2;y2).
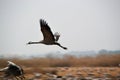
8;61;16;66
27;41;32;44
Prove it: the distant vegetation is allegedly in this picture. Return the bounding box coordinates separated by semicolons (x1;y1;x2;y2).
0;52;120;68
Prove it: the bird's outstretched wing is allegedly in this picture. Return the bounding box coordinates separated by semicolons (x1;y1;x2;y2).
40;19;55;41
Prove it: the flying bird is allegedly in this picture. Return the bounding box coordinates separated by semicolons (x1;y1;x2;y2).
27;19;67;50
0;61;25;80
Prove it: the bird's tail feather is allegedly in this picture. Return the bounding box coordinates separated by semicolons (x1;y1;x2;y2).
54;32;60;41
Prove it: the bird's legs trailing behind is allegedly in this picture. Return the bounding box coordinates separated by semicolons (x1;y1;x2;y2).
55;43;67;50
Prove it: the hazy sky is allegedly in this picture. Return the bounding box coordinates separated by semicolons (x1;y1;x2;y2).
0;0;120;56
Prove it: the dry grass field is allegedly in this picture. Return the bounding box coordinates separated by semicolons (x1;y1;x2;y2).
0;53;120;79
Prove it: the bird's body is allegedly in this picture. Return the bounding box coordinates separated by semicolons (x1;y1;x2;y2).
27;19;67;50
0;61;25;80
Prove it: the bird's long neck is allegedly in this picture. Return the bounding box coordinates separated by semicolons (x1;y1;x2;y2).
28;41;42;44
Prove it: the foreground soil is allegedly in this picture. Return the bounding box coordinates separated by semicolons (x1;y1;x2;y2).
23;67;120;80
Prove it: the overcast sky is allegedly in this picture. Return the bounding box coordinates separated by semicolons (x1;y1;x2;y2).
0;0;120;56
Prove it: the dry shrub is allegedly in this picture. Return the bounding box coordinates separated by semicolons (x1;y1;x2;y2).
0;59;8;68
0;53;120;67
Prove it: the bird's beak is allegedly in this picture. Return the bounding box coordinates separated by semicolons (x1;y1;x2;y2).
26;41;31;45
26;42;29;45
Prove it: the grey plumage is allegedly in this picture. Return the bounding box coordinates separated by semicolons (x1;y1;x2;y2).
0;61;25;80
27;19;67;50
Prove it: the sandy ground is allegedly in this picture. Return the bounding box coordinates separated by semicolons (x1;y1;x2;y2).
23;67;120;80
0;67;120;80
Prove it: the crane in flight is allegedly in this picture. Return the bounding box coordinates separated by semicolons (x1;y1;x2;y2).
27;19;67;50
0;61;25;80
